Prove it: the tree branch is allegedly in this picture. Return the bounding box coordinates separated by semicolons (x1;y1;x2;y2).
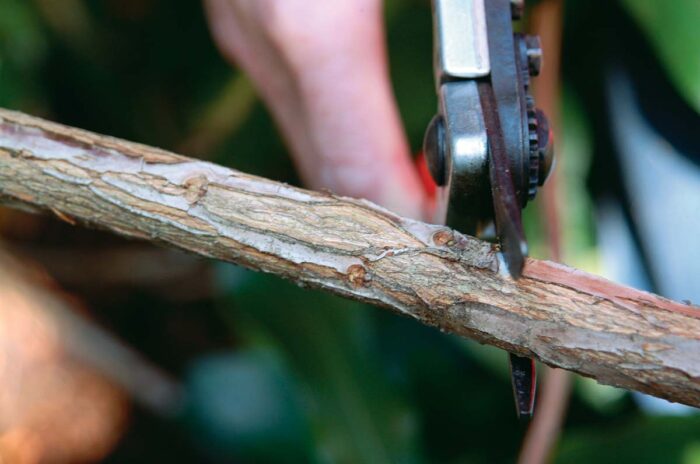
1;107;698;408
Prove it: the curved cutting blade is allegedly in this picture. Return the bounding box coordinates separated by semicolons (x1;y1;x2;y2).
478;81;528;278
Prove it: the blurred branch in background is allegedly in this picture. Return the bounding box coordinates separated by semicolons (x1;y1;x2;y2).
0;108;698;410
31;0;96;57
0;246;184;412
13;244;214;302
0;248;128;463
519;1;571;463
178;73;256;158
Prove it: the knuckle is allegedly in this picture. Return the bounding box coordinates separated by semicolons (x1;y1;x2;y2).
255;0;380;66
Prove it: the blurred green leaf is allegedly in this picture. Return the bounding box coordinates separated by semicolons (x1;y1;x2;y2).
558;89;599;270
620;0;700;112
387;1;435;150
180;73;256;156
457;338;511;380
220;270;421;464
185;348;313;462
555;416;700;464
0;0;47;69
0;0;48;108
32;0;96;55
376;320;527;463
683;442;700;464
574;377;627;414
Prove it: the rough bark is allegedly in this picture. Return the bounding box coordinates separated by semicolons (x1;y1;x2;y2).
0;108;698;408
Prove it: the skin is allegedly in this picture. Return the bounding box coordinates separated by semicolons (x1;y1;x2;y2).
203;0;430;220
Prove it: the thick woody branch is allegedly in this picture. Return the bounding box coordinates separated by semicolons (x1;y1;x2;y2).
0;108;698;408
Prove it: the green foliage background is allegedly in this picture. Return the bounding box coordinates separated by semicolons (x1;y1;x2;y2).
0;0;698;462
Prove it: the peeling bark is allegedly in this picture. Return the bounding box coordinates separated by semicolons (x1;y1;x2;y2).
0;108;699;408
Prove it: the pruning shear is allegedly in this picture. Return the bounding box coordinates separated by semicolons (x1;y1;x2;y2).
423;0;554;419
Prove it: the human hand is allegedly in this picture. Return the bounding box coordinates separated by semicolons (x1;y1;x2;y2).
204;0;430;220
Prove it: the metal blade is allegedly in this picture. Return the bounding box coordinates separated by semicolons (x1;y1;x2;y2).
478;82;527;278
509;353;536;420
479;81;535;417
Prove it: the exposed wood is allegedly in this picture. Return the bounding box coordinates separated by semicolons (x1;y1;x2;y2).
0;108;699;408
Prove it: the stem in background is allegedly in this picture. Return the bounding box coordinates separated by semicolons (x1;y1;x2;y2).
0;249;183;416
178;74;257;157
519;1;571;463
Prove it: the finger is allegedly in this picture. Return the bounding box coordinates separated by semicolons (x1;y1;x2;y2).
264;1;429;220
204;0;430;220
203;0;307;150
